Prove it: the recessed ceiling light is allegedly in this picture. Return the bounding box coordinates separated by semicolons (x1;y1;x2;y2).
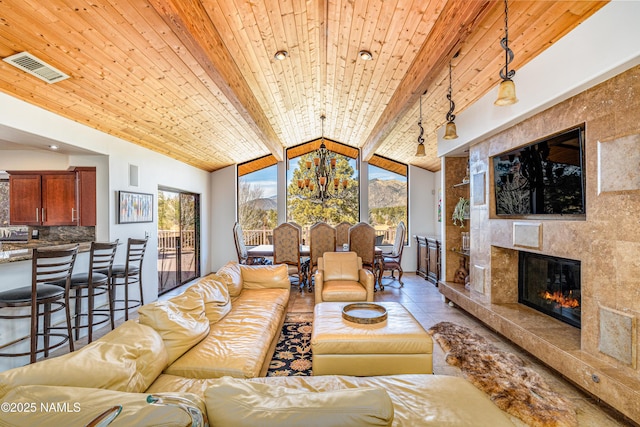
48;145;59;150
274;50;288;61
359;50;373;61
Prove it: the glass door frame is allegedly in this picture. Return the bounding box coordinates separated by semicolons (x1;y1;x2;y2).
157;187;201;295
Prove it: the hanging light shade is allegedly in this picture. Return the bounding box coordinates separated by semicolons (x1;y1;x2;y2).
298;115;346;202
495;0;518;106
443;60;458;140
415;91;426;157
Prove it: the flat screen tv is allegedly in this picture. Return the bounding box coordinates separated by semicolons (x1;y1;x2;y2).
493;125;585;216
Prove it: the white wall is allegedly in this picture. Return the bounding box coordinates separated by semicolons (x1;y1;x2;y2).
210;165;237;271
0;92;212;370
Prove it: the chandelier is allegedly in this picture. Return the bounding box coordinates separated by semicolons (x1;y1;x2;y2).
297;115;348;202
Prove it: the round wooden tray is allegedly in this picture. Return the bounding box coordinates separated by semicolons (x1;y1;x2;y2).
342;303;387;324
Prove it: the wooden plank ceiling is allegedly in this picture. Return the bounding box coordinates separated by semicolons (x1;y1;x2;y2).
0;0;606;172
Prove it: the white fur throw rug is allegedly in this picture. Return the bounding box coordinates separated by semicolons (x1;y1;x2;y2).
428;322;577;427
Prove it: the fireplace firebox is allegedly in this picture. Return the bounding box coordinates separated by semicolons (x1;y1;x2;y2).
518;252;581;328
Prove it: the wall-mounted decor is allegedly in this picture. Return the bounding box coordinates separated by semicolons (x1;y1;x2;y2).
118;191;153;224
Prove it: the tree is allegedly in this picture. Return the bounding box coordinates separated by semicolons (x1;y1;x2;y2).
157;191;179;230
238;179;277;230
287;153;358;227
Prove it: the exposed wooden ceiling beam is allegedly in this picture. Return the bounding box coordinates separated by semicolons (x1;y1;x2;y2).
360;0;493;161
148;0;284;161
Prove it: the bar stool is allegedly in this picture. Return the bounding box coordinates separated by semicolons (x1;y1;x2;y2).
100;238;147;327
0;246;78;364
55;241;118;344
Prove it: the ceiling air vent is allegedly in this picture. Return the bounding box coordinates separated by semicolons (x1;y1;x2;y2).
2;52;69;84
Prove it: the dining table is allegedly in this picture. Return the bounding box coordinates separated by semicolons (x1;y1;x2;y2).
247;244;385;290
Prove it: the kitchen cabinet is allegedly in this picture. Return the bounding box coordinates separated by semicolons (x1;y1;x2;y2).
8;168;96;226
74;167;96;226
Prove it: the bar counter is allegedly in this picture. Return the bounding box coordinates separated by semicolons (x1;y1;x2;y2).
0;241;92;264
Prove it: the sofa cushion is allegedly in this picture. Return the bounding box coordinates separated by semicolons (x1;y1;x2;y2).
240;263;290;289
138;292;210;365
322;252;359;282
204;376;394;427
0;321;167;398
216;261;243;297
185;274;231;324
249;374;515;427
1;385;205;427
164;299;285;379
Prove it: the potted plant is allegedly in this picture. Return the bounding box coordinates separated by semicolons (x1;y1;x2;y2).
452;197;469;227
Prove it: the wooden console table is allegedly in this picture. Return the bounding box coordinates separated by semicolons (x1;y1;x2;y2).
415;236;440;286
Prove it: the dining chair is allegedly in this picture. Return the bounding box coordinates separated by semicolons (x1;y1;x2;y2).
308;222;336;292
233;222;269;265
55;240;119;344
288;221;304;244
273;222;305;288
380;221;407;289
335;222;352;247
0;246;78;364
348;222;378;289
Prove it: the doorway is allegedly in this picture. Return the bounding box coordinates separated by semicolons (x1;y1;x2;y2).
157;188;200;294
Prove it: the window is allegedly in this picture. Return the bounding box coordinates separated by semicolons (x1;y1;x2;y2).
286;140;359;240
368;155;408;246
237;156;278;246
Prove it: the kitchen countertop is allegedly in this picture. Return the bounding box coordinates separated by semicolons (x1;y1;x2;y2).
0;241;92;264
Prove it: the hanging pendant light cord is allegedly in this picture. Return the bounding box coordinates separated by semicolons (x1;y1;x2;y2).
499;0;515;81
446;62;456;123
417;94;425;145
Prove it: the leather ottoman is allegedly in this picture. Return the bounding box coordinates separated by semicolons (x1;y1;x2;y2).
311;302;433;376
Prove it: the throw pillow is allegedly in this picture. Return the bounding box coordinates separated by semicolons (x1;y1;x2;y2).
204;376;394;427
138;292;210;365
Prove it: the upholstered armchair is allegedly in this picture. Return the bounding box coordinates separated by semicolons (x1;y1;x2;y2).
314;252;374;303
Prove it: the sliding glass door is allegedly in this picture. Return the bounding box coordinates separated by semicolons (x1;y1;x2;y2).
157;189;200;294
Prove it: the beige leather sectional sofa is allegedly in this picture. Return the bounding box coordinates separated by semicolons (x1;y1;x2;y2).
0;262;514;426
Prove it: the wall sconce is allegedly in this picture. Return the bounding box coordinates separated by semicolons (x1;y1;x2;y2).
495;0;518;106
415;91;426;157
443;60;458;140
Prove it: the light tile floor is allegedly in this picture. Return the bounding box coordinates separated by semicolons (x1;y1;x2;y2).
291;273;633;427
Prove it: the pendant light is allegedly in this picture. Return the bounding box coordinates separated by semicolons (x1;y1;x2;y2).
415;91;426;157
495;0;518;106
443;59;458;140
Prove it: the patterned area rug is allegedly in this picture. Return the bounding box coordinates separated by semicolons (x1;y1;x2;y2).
267;314;313;377
428;322;577;427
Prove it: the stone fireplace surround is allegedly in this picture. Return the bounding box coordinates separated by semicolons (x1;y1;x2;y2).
439;65;640;423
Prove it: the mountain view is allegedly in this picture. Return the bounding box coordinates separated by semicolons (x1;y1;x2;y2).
368;178;406;209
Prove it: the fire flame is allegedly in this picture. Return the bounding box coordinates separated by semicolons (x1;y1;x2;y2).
541;290;579;308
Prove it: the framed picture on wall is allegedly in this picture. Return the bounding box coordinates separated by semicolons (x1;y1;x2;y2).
118;191;153;223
